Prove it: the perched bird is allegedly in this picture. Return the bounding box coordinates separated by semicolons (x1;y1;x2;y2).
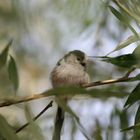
51;50;90;87
51;50;90;140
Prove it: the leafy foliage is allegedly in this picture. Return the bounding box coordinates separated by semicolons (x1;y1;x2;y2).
102;54;138;68
107;34;140;55
0;115;19;140
8;55;19;91
0;0;140;140
44;86;127;98
0;40;12;69
124;83;140;108
23;105;45;140
102;46;140;68
55;98;91;140
109;6;139;38
0;40;19;93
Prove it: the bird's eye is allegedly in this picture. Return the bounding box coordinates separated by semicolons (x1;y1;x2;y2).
81;62;86;67
57;62;60;66
77;57;81;61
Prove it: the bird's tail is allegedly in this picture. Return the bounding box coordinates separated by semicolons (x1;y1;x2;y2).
52;106;64;140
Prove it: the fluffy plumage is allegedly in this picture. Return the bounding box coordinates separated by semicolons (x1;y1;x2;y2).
51;50;90;87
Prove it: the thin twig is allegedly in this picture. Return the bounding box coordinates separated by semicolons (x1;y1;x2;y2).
52;106;64;140
0;93;47;107
82;76;134;88
0;76;138;108
16;101;53;133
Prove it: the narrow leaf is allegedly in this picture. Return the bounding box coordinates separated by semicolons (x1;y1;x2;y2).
0;115;19;140
109;6;129;23
8;56;19;91
132;46;140;67
56;98;92;140
121;124;138;132
130;74;140;81
45;86;126;98
24;105;44;140
135;105;140;125
133;105;140;139
102;54;138;68
133;45;140;59
109;6;139;38
121;122;140;132
52;106;64;140
121;106;140;132
0;40;13;68
120;110;129;129
107;34;140;55
124;83;140;108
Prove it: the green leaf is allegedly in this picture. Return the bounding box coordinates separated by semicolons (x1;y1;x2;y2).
120;110;128;129
8;55;19;91
132;105;140;139
87;88;127;98
46;86;87;97
133;45;140;59
0;86;127;108
44;86;126;98
23;105;44;140
130;73;140;81
109;6;139;38
55;98;92;140
122;105;140;133
107;34;140;55
121;124;139;132
124;83;140;108
119;110;128;140
0;40;13;68
135;105;140;125
112;0;140;23
109;6;129;23
93;119;103;140
52;106;64;140
121;106;140;132
0;115;19;140
102;54;138;68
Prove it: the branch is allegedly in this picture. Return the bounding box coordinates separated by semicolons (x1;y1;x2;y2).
82;76;134;88
16;101;53;133
52;106;64;140
0;93;47;107
0;76;138;108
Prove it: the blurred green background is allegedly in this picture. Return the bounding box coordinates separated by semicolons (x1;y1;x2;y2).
0;0;140;140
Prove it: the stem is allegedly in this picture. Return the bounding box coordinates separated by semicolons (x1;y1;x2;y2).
52;106;64;140
16;101;53;133
0;76;138;108
82;76;133;88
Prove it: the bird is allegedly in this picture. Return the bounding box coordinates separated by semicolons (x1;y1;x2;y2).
51;50;90;87
50;50;90;140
